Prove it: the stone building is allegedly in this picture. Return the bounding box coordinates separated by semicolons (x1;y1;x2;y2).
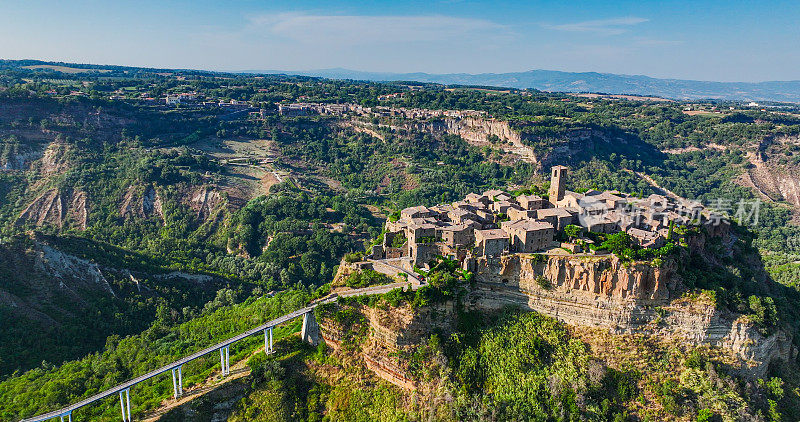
492;200;519;215
536;208;575;231
628;228;666;249
548;165;568;203
475;229;509;256
517;194;546;210
507;207;537;221
501;219;555;252
401;205;435;220
375;164;716;269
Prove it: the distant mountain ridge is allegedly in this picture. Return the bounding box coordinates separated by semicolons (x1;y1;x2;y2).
6;59;799;102
254;68;800;103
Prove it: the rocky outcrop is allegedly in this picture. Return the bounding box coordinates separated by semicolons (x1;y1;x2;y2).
1;140;69;172
35;243;116;296
0;148;42;170
318;301;457;390
120;185;164;221
474;254;675;300
0;237;117;332
659;300;796;376
352;116;539;165
189;186;224;220
37;142;71;176
412;117;537;164
18;187;88;229
738;135;800;221
468;253;796;378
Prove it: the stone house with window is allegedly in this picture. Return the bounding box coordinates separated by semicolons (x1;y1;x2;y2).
628;228;666;249
501;219;555;252
475;229;509;257
517;194;546;210
536;208;575;231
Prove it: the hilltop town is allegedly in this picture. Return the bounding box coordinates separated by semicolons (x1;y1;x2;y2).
372;165;723;269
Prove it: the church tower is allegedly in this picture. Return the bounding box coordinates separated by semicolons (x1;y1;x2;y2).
549;165;567;203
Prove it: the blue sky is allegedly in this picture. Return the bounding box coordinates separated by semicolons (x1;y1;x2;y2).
2;0;798;82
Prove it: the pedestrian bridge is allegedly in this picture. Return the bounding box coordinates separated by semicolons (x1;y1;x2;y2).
20;281;414;422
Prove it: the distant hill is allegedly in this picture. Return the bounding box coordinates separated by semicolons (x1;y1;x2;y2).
255;68;800;103
7;59;799;102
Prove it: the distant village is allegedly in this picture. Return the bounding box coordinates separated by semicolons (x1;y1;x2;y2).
102;88;489;120
275;102;486;120
372;165;724;269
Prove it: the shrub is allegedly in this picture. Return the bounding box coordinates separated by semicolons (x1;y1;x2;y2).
535;275;552;290
343;252;364;263
345;269;393;288
390;232;407;248
697;408;715;422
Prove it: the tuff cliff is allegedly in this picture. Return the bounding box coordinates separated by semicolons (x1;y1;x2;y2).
404;117;538;165
345;114;662;171
346;116;539;165
317;300;457;390
320;248;796;391
467;253;795;378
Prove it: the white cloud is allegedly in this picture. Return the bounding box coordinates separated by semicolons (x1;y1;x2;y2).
247;12;508;45
546;17;649;35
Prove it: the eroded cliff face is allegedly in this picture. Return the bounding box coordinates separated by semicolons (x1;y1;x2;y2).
410;117;538;165
475;254;675;300
469;254;795;378
120;185;164;221
741;136;800;217
189;186;225;220
17;187;88;229
348;116;539;165
318;301;457;390
0;148;42;171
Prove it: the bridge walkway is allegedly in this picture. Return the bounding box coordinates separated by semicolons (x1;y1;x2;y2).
20;281;413;422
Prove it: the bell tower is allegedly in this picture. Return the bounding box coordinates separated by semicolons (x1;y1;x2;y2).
549;165;567;204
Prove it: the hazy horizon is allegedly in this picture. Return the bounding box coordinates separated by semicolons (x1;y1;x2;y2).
3;1;799;83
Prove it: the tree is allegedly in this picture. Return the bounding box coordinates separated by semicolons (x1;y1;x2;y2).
563;225;583;241
601;232;632;256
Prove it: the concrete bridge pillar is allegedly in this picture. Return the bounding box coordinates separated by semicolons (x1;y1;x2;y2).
264;327;274;354
301;311;320;346
219;346;230;376
119;389;131;422
171;366;183;399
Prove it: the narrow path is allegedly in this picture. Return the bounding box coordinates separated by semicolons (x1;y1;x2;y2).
140;347;261;421
625;169;681;200
368;258;423;286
